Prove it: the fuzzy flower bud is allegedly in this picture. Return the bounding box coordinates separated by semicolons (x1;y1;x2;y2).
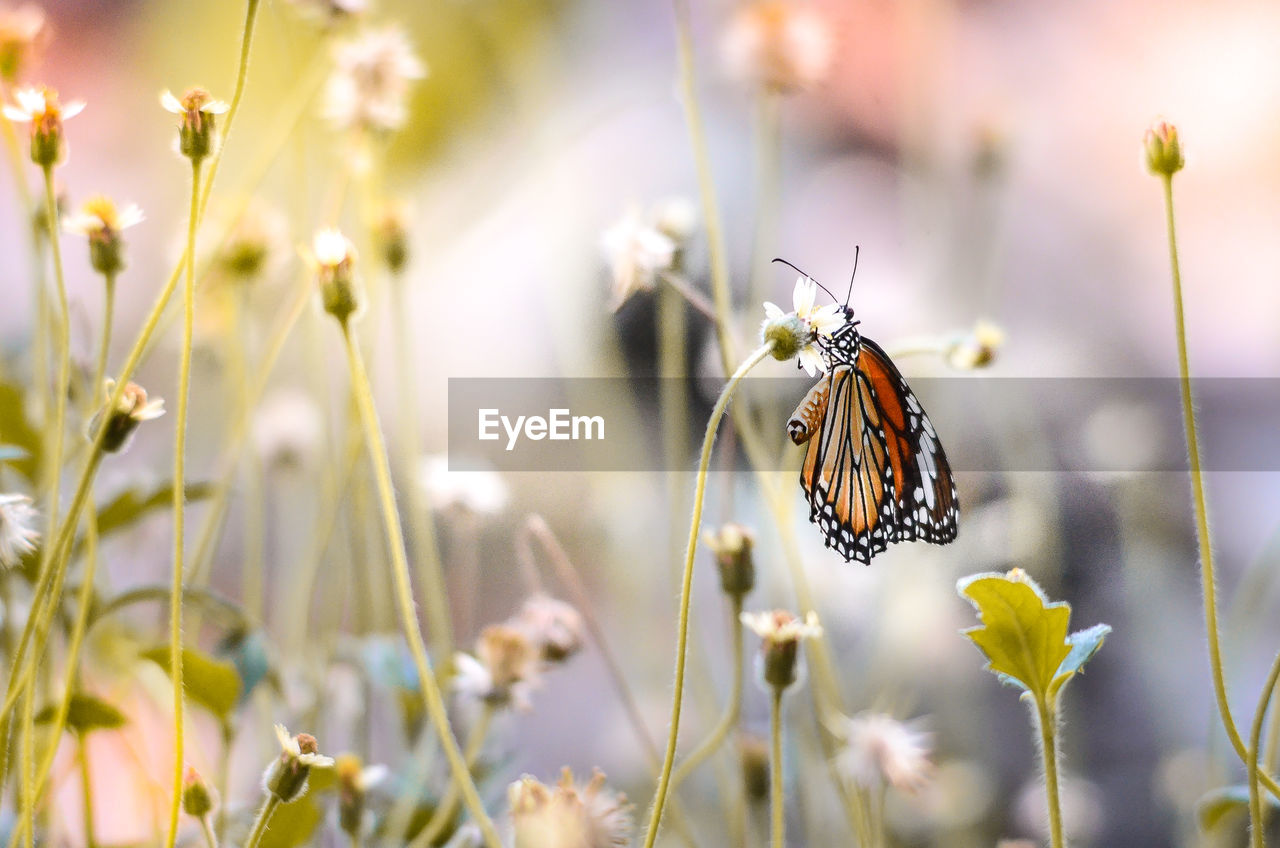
181;767;216;819
741;609;822;691
335;754;387;837
63;195;144;276
263;724;334;803
375;201;410;273
3;87;84;167
161;87;229;163
705;523;756;598
308;228;362;322
89;380;165;453
1144;120;1184;177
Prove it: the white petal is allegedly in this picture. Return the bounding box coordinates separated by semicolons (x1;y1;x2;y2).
2;104;30;122
15;88;44;114
118;204;145;229
61;100;85;119
62;214;94;235
763;301;784;320
203;99;230;114
792;276;817;317
809;305;846;336
160;90;183;113
799;346;826;377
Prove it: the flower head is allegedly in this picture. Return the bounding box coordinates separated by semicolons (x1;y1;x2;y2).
181;767;217;819
211;199;288;281
63;195;143;276
740;608;822;690
760;276;845;376
264;724;334;803
90;379;165;453
1144;119;1184;177
252;389;324;469
945;320;1005;370
723;1;834;93
0;494;39;568
836;712;933;793
704;523;756;598
335;753;387;837
601;205;678;310
324;26;426;134
508;768;633;848
305;227;361;321
419;454;509;514
0;5;46;82
510;593;585;664
161;87;229;162
375;199;410;272
3;86;84;166
453;625;539;711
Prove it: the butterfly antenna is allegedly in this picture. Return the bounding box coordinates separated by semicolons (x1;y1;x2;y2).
771;257;840;303
844;246;860;306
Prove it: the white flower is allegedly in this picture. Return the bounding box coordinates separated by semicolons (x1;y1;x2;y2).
722;1;834;93
311;227;356;268
63;196;144;237
2;86;84;123
944;320;1005;370
761;276;846;376
836;712;932;793
0;494;39;568
252;389;324;468
324;26;426;133
601;205;678;310
740;608;822;643
419;454;509;515
273;723;335;768
159;89;228;118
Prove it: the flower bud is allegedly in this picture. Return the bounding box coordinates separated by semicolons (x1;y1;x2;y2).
309;228;362;322
263;725;334;803
182;767;216;819
1144;120;1184;177
64;196;144;277
741;609;822;691
738;733;770;802
705;523;756;598
161;87;229;164
760;312;810;362
89;380;165;453
335;754;388;837
375;202;409;273
3;87;84;168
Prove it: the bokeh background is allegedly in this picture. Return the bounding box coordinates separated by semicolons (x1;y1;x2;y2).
4;0;1280;845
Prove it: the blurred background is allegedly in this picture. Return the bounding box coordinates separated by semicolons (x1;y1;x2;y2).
3;0;1280;845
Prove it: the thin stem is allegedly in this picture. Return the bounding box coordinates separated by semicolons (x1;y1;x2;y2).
91;273;116;404
1159;174;1280;797
243;796;281;848
198;816;219;848
659;272;717;323
642;341;775;848
769;687;785;848
415;702;496;846
1036;700;1064;848
338;321;502;848
164;157;203;848
669;595;744;792
1250;650;1280;848
79;734;95;848
196;0;260;221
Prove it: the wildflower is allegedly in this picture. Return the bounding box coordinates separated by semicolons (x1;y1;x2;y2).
652;197;698;245
375;199;410;273
723;1;833;93
760;276;845;376
836;712;932;793
419;454;509;514
90;379;165;454
306;227;361;322
181;767;216;819
0;494;39;568
600;205;677;310
324;26;426;134
453;625;539;711
944;320;1005;370
510;593;585;663
335;754;387;838
212;199;288;280
1144;120;1184;176
738;733;770;802
0;4;45;82
508;767;633;848
263;724;334;803
252;389;324;469
160;87;228;163
740;609;821;690
63;195;143;276
3;86;84;167
704;523;756;598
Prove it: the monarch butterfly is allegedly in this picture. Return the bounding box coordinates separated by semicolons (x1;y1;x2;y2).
782;260;959;564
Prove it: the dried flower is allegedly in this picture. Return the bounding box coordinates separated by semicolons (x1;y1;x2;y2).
263;724;334;803
0;5;46;82
0;494;39;568
836;712;933;793
740;609;821;690
601;205;677;310
161;87;228;163
453;625;539;711
324;26;426;134
723;1;833;93
3;86;84;166
181;767;216;819
760;276;845;375
63;195;143;276
419;454;509;514
508;768;633;848
944;320;1005;370
335;753;387;837
306;227;361;321
252;388;324;468
704;523;756;598
89;379;165;453
510;593;585;663
1144;120;1184;177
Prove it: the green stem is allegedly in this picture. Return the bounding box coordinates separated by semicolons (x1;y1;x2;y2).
1036;700;1064;848
79;733;95;848
641;341;775;848
164;157;203;848
196;0;260;221
415;702;496;846
1250;650;1280;848
243;795;281;848
1159;174;1280;798
198;815;219;848
669;595;744;792
91;273;116;405
338;320;502;848
770;687;784;848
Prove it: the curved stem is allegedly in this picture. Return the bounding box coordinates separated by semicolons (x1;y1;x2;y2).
196;0;260;221
198;815;218;848
415;702;496;846
642;341;775;848
1036;700;1064;848
1250;650;1280;848
669;595;744;793
243;796;281;848
769;687;785;848
338;321;502;848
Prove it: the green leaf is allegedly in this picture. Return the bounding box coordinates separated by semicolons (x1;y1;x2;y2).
140;645;241;720
94;481;214;539
0;382;41;481
1048;623;1113;702
1195;784;1280;831
35;693;127;734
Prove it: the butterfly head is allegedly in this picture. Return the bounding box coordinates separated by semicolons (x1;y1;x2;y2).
818;305;861;365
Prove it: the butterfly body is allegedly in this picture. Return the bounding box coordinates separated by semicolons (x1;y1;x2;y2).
789;306;959;564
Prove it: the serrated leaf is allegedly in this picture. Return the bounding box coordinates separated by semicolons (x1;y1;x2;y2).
0;382;41;481
35;693;127;734
1048;623;1114;702
141;645;241;720
1195;784;1280;831
958;570;1073;701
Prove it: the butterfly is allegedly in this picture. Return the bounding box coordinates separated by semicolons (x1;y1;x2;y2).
780;259;959;564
